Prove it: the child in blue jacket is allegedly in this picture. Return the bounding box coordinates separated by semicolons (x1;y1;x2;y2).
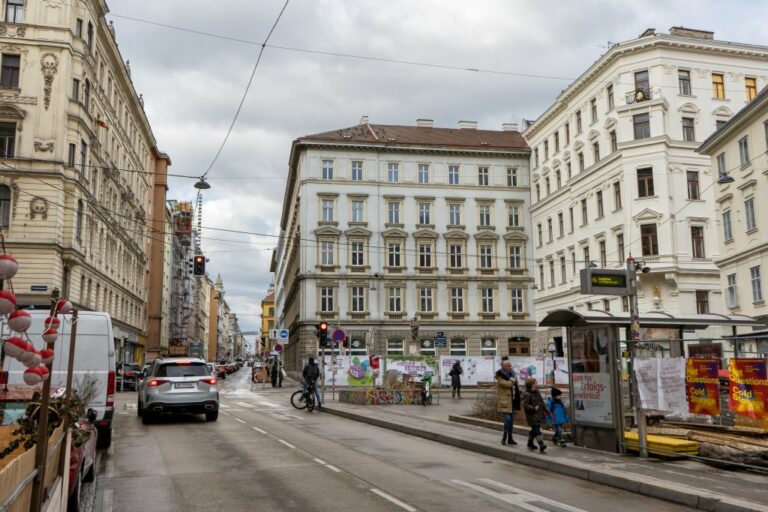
546;387;570;447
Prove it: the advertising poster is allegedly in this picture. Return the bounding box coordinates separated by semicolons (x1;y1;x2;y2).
688;344;723;361
571;328;609;373
686;359;720;416
320;356;382;387
634;358;660;410
439;356;499;386
571;373;613;425
509;357;543;383
386;357;438;378
634;358;686;412
728;358;768;420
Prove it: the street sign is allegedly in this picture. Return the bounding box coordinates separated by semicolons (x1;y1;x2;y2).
269;329;279;340
436;331;444;337
435;336;447;348
278;328;289;341
580;268;633;296
332;328;346;343
274;343;283;353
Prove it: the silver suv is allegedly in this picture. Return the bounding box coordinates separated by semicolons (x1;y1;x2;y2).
138;357;219;423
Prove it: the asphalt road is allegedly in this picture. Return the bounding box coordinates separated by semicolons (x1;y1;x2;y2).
84;368;697;512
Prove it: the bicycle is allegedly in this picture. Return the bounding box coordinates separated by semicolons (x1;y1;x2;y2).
290;382;317;412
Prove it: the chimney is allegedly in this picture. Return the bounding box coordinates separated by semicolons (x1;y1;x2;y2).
416;119;433;128
502;123;519;132
669;27;714;40
359;115;369;125
458;120;477;130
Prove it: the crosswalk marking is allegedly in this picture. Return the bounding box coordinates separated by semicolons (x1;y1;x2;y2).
452;479;587;512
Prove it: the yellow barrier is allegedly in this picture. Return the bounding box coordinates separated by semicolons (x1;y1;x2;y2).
624;431;699;458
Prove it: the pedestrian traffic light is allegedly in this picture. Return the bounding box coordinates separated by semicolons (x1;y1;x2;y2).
315;322;329;348
193;255;205;275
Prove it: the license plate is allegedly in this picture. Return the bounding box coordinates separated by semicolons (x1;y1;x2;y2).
175;383;195;389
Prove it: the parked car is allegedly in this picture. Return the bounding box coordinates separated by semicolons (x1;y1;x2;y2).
116;362;142;391
2;312;116;449
214;364;227;380
68;410;98;512
137;357;219;423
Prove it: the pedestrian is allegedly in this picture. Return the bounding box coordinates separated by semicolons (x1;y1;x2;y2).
546;387;569;447
270;359;278;387
302;357;322;407
522;377;547;452
277;360;284;388
495;360;521;446
449;360;463;399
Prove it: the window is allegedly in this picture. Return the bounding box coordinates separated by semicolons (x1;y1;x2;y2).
321;199;334;222
641;224;659;256
83;79;90;109
544;141;549;161
71;79;80;100
564;123;570;144
320;241;334;266
745;198;757;231
507;167;518;187
549;261;555;286
322;160;334;180
448;204;461;225
5;0;23;22
0;185;10;227
694;291;710;314
450;339;466;356
738;136;750;166
539;265;545;288
418;202;431;225
746;77;758;101
480;289;494;313
691;226;705;258
509;288;524;314
545;177;551;195
557;212;564;237
583;246;590;268
351;200;364;222
320;287;335;312
566;162;572;179
555;170;561;189
481;338;497;356
76;200;83;240
607;84;614;110
751;266;764;302
387;339;404;355
534;148;539;168
712;73;725;99
418;243;433;268
765;121;768;150
67;143;76;167
508;205;520;227
351;287;365;312
79;140;87;174
387;201;400;224
637;168;654;197
387;243;401;267
479;204;491;226
450;288;464;313
560;256;567;284
388;287;402;312
592;142;600;163
678;69;691;95
509;245;522;269
575;110;582;133
419;288;433;313
0;122;15;158
635;70;649;95
716;153;726;178
387;162;399;183
75;18;83;38
610;130;617;152
554;132;560;152
726;274;738;308
682;117;695;142
418;163;429;184
449;243;463;268
448;165;460;185
0;55;20;89
722;210;733;241
596;191;604;218
535;184;541;201
350;241;364;266
590;98;597;123
684;170;701;200
547;218;553;242
568;207;574;233
613;181;622;210
479;244;493;269
87;22;94;50
580;198;588;225
633;113;650;139
622;297;629;312
351;160;363;181
599;240;607;267
577;152;585;173
617;233;625;262
478;166;489;186
716;120;727;130
537;223;543;246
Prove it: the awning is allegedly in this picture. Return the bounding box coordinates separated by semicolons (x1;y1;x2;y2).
539;309;766;330
725;329;768;339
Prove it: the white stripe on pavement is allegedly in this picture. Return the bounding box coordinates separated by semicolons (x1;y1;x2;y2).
220;411;230;416
313;458;326;465
277;439;295;449
253;426;267;434
219;403;230;409
234;417;246;424
255;401;281;408
370;488;417;512
325;464;341;473
234;401;256;408
452;479;587;512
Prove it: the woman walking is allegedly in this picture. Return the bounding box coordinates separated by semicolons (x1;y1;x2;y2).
522;378;547;452
449;360;463;399
495;360;521;445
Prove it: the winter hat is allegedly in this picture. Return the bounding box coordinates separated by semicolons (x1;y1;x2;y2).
551;387;563;397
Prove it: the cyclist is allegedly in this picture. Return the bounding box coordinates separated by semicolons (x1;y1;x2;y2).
302;357;322;408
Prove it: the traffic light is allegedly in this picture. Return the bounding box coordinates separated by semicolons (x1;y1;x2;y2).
315;322;329;348
193;255;205;275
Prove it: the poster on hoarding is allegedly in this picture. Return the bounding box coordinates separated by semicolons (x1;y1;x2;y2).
509;357;543;384
688;344;723;361
634;358;660;409
319;355;383;387
686;359;720;416
571;328;609;373
634;358;687;412
571;372;613;425
728;358;768;420
439;356;499;386
386;358;438;378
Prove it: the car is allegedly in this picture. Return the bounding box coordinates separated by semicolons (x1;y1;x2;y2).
137;357;219;423
206;362;215;376
116;362;142;391
214;364;227;379
68;410;98;512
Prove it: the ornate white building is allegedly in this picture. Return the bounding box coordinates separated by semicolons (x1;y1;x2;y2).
524;27;768;349
274;118;535;372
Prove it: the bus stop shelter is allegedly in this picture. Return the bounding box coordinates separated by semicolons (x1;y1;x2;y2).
539;309;765;453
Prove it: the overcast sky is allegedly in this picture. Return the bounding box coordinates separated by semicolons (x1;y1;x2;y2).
107;0;768;337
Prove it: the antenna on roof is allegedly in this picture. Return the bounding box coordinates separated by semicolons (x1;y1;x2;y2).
359;115;369;125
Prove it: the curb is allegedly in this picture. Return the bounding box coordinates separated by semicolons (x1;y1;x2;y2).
448;414;556;441
322;406;767;512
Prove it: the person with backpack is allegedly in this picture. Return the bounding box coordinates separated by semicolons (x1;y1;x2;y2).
302;357;322;408
546;387;569;447
449;360;463;399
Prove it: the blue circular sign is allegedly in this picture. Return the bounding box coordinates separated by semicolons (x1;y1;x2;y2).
278;329;289;340
332;328;346;342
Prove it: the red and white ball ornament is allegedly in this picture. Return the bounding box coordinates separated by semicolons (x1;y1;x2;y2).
39;365;49;382
21;349;42;367
42;327;58;344
40;348;55;365
44;316;61;329
0;254;18;280
7;310;31;333
2;336;26;359
23;367;43;386
55;299;73;315
0;290;16;316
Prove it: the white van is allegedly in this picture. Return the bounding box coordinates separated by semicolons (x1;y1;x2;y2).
2;311;116;449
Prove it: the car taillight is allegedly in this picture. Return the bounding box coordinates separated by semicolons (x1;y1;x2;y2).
106;371;115;407
200;377;217;385
147;379;169;387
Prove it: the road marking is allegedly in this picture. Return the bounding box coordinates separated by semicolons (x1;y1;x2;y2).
255;400;281;408
219;403;230;409
234;401;256;408
253;426;267;434
453;479;587;512
284;413;304;420
277;439;295;449
235;417;246;424
220;411;230;416
105;460;114;478
313;458;326;464
370;488;417;512
102;489;113;512
325;464;341;473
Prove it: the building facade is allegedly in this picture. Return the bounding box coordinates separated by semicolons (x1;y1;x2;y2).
698;86;768;329
274;119;535;373
260;288;274;353
0;0;167;363
524;27;768;349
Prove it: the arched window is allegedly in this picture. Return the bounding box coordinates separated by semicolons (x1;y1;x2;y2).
76;199;83;240
0;185;11;227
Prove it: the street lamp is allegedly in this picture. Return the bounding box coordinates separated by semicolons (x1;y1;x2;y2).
194;177;211;190
547;341;557;386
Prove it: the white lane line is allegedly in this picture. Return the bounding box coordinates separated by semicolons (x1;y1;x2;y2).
102;489;113;512
234;417;246;424
313;458;326;464
454;479;588;512
219;403;230;409
234;401;256;408
277;439;295;449
285;414;304;420
325;464;341;473
253;426;267;434
220;411;231;416
255;400;281;408
370;488;417;512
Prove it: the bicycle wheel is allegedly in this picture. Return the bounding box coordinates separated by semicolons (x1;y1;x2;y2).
306;392;315;412
290;390;308;410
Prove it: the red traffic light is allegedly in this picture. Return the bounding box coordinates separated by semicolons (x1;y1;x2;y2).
318;321;328;331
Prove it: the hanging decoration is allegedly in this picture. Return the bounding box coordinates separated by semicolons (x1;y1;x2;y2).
3;336;27;359
44;316;61;329
56;299;73;315
0;289;16;316
40;348;55;365
7;309;32;332
0;254;18;280
23;367;43;386
42;327;58;344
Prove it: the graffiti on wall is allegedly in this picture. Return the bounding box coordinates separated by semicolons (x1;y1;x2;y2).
339;389;422;405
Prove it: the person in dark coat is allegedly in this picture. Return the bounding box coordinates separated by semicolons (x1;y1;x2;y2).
449;360;463;399
277;360;284;388
270;360;278;387
522;377;547;452
495;360;521;446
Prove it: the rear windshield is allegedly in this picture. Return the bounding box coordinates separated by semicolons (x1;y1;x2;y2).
157;363;209;377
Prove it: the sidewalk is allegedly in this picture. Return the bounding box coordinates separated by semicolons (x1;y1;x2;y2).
320;390;768;512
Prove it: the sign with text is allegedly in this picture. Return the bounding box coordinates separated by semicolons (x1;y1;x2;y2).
686;359;720;416
728;358;768;420
634;358;687;412
580;268;633;296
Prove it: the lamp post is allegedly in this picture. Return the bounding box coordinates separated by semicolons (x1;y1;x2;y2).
547;341;556;386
